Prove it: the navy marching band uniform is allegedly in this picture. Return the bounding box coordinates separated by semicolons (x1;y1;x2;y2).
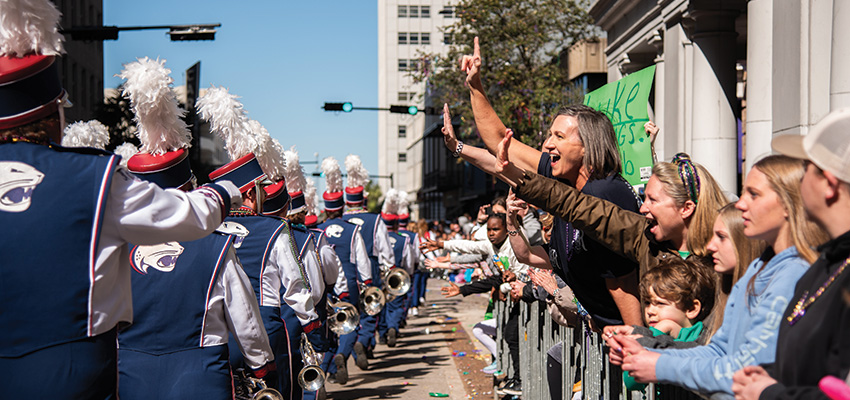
318;217;371;382
119;233;274;399
377;229;413;345
0;130;236;398
343;210;395;357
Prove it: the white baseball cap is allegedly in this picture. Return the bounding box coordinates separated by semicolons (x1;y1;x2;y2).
772;107;850;183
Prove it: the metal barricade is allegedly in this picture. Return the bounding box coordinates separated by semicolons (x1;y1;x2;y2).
493;298;649;400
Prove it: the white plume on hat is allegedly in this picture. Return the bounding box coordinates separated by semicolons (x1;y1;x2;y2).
119;57;191;155
345;154;370;195
247;119;285;181
113;142;139;168
0;0;64;57
382;188;401;214
321;157;343;194
398;190;410;215
62;120;110;150
283;146;307;194
304;178;319;216
196;86;257;161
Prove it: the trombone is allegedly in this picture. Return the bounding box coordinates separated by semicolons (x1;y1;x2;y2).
298;333;326;391
359;283;385;316
327;297;359;335
233;369;283;400
382;265;411;301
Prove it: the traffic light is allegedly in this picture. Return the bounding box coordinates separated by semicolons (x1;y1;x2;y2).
323;102;353;112
389;105;419;115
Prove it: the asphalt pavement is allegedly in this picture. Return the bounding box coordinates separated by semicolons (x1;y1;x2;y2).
325;277;497;400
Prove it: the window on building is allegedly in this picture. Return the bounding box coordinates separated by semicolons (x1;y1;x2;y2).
440;6;455;18
409;32;419;45
398;125;407;138
443;33;452;45
398;153;407;162
409;6;419;18
420;6;430;18
398;32;408;45
398;59;409;71
421;33;430;45
398;5;408;18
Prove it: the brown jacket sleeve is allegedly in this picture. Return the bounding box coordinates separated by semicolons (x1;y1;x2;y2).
513;170;651;268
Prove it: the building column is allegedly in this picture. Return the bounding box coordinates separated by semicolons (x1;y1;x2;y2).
831;0;850;110
687;3;740;192
745;0;773;173
649;29;665;161
662;21;689;162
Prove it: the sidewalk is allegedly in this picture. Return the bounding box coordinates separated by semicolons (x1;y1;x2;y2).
325;277;495;400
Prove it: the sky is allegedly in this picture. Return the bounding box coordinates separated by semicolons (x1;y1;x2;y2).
104;1;379;180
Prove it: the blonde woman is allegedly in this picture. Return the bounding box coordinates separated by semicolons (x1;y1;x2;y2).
606;155;827;397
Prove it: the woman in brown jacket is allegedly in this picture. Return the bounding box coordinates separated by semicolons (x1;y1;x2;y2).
489;131;729;279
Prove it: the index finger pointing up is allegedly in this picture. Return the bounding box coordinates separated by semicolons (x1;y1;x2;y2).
473;36;480;58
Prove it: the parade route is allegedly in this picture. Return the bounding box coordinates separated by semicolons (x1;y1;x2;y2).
326;278;496;400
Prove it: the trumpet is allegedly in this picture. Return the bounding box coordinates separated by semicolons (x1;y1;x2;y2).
327;297;359;335
298;332;326;391
382;266;411;299
233;369;283;400
360;284;385;316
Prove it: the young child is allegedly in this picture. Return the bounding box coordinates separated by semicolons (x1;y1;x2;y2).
623;257;716;392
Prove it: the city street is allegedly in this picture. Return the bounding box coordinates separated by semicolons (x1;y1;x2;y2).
325;278;497;400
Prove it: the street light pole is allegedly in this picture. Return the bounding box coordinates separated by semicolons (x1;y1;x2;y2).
61;23;221;41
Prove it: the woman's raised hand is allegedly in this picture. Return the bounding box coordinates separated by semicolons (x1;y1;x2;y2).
459;36;482;87
441;103;459;153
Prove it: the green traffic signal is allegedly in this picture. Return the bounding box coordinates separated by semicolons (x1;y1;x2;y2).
407;106;419;115
323;102;353;112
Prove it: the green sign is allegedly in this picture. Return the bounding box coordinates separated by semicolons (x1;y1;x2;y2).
583;65;656;186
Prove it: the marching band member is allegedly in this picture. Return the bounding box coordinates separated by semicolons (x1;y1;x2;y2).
115;58;275;399
377;189;415;347
0;2;240;397
264;142;331;400
198;87;318;395
396;192;422;318
343;154;396;368
318;157;372;384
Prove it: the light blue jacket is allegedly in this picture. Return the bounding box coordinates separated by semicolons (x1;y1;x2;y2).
654;247;809;396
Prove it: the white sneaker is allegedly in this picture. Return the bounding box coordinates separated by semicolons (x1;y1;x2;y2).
411;307;419;316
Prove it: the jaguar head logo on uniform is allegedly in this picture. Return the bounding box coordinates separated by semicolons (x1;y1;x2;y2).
217;221;250;248
348;217;364;226
0;161;44;213
131;242;185;274
389;236;397;245
325;224;345;238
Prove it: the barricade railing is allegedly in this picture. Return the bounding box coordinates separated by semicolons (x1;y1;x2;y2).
494;299;650;400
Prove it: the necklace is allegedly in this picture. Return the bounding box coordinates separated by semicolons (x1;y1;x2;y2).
787;256;850;325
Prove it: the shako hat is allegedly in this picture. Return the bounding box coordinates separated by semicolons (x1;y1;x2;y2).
344;154;370;205
198;86;267;192
0;0;68;130
120;57;194;189
283;146;309;215
321;157;344;211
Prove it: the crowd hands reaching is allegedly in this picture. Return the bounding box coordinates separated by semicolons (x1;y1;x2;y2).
425;35;850;400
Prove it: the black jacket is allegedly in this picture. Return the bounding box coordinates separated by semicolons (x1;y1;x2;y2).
761;230;850;400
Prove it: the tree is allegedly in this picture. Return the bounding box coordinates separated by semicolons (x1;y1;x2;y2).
366;180;383;214
411;0;595;147
95;86;140;152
